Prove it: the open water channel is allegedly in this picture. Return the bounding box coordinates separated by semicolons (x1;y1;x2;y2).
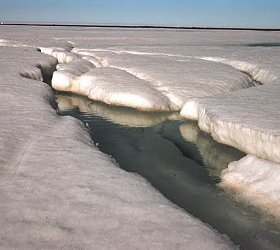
56;92;280;250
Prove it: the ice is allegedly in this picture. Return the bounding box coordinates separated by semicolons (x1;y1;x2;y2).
180;81;280;216
59;102;280;250
0;40;236;249
53;67;171;111
220;155;280;220
197;57;278;84
180;83;280;163
56;94;172;127
70;49;254;110
1;25;280;248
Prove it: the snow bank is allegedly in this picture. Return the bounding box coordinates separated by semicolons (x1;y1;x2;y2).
53;66;171;111
0;45;236;249
73;50;254;110
198;56;278;84
180;80;280;218
181;83;280;163
220;155;280;219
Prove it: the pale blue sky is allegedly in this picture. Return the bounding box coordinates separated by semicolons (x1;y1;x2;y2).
0;0;279;28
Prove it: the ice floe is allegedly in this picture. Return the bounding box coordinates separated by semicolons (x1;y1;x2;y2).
181;83;280;163
71;50;255;110
53;66;171;111
220;155;280;220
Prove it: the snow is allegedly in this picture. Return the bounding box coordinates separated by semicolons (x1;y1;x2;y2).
180;75;280;218
1;24;280;248
53;66;171;111
197;56;278;84
220;155;280;220
0;30;237;249
180;83;280;163
68;49;254;110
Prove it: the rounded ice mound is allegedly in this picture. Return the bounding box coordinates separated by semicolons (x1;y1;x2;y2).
77;67;171;111
220;154;280;220
51;49;78;63
56;58;95;74
86;51;256;110
52;58;95;92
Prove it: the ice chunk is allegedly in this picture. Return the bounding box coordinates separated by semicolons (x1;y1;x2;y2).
76;50;254;110
81;55;106;67
221;155;280;219
53;67;171;111
181;82;280;163
56;58;95;73
51;49;78;63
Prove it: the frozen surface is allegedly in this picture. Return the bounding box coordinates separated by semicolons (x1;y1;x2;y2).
180;83;280;163
1;25;280;248
69;49;254;110
220;155;280;220
58;99;280;250
180;79;280;217
0;35;237;249
53;67;171;111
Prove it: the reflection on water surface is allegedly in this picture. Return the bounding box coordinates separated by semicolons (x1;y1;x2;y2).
56;93;280;250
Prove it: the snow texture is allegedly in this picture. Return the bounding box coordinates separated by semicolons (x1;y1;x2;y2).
180;83;280;163
0;29;237;249
53;66;171;111
1;25;280;247
68;49;254;111
220;155;280;220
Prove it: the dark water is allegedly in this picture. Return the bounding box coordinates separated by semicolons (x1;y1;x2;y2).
246;43;280;47
56;93;280;250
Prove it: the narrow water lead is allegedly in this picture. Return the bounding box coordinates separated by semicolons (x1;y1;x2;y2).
56;93;280;250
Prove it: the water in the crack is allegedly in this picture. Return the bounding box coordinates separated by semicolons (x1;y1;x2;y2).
56;92;280;250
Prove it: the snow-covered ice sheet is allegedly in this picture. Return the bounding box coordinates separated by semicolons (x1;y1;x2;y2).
1;25;280;248
180;79;280;218
67;49;254;110
180;83;280;163
0;38;236;249
220;155;280;220
53;66;171;111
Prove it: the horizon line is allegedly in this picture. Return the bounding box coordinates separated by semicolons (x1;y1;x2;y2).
1;22;280;31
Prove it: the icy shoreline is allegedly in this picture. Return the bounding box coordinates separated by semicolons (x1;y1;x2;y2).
180;77;280;217
48;30;280;220
0;31;237;249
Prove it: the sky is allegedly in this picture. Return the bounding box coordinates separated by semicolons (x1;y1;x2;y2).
0;0;279;28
